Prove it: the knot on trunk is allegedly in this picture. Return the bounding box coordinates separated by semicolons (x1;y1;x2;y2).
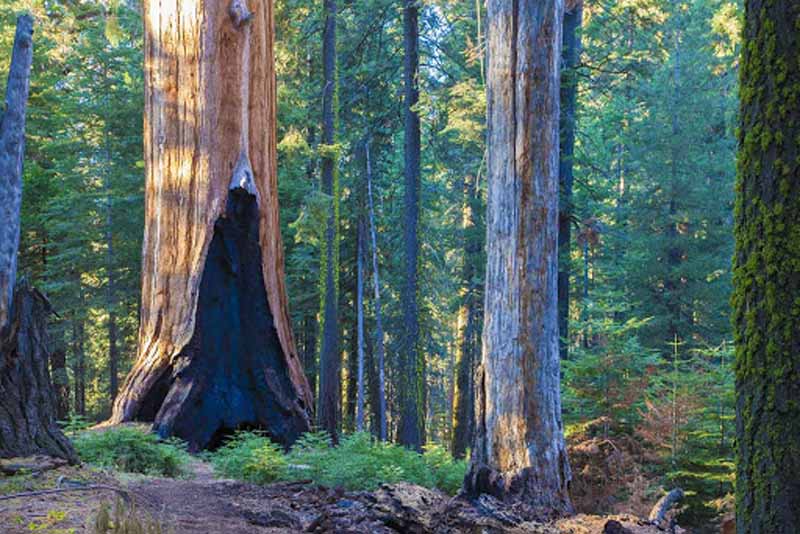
229;0;253;28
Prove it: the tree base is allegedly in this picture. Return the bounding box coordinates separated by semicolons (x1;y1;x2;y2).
463;463;574;522
117;188;310;451
0;282;76;462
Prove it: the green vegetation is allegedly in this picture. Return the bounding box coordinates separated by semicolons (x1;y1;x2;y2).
0;0;746;529
211;431;466;495
74;428;189;477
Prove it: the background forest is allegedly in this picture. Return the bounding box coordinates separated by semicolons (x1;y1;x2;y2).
0;0;740;529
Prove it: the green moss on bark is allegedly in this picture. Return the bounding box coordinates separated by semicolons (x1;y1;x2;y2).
732;1;800;531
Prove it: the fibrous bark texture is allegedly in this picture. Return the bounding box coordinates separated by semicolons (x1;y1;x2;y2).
465;0;573;519
732;0;800;531
0;282;77;462
0;15;33;335
110;0;313;450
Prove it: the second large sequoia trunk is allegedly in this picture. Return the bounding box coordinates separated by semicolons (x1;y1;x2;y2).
110;0;313;450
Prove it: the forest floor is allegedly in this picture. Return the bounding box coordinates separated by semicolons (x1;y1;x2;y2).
0;456;683;534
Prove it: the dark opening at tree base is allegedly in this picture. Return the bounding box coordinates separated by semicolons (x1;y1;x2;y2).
132;188;309;451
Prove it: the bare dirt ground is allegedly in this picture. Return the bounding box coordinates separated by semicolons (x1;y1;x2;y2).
0;459;681;534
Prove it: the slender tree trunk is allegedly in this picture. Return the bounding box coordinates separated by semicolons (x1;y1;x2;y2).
733;0;800;531
356;214;366;432
557;0;582;360
303;314;317;395
50;346;70;421
398;0;424;451
365;139;387;441
464;0;572;518
103;115;119;403
365;320;379;436
452;173;481;459
0;15;33;335
317;0;341;441
72;314;86;416
110;0;313;451
304;57;319;396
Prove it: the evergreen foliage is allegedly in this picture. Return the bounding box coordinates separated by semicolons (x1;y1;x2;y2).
74;427;189;477
211;431;467;495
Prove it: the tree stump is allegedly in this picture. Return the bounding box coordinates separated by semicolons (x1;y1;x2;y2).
0;282;76;462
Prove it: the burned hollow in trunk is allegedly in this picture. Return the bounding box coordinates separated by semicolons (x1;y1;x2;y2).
131;188;308;450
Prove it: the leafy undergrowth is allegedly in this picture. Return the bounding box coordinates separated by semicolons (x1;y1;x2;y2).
74;426;190;477
211;431;467;494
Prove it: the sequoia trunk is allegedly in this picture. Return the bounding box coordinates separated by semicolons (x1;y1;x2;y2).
464;0;573;518
109;0;313;451
733;0;800;531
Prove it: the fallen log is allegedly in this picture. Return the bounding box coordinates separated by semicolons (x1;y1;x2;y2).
648;488;684;526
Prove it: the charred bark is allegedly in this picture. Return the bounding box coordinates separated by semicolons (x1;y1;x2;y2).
136;189;309;450
110;0;312;450
464;0;573;519
0;282;77;462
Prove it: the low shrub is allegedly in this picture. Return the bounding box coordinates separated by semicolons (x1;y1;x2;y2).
74;427;189;477
210;430;467;494
211;431;288;484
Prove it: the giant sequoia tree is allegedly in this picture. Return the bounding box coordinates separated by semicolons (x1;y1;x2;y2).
464;0;572;518
109;0;313;450
733;0;800;530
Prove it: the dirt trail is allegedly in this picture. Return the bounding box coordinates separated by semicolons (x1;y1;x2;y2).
1;460;679;533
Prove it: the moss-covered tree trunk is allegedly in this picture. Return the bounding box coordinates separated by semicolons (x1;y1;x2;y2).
109;0;313;451
464;0;573;519
732;0;800;531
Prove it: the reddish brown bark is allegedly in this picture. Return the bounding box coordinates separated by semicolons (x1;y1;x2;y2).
110;0;312;450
